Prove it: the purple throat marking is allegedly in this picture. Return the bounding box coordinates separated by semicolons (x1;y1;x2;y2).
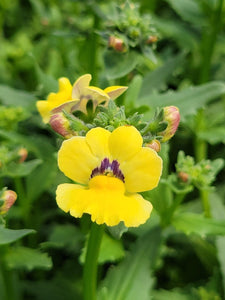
90;158;125;182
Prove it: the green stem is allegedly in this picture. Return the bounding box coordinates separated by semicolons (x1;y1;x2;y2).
199;0;224;83
0;247;18;300
200;189;211;218
194;109;207;162
195;0;223;217
88;13;100;84
83;222;104;300
14;178;29;226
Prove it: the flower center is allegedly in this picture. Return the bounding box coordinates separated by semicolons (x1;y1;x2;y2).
90;158;125;182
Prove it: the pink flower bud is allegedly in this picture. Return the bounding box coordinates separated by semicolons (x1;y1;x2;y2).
146;139;161;152
18;148;28;163
49;112;74;139
0;190;17;215
178;171;189;183
146;35;158;44
160;106;180;142
108;36;126;52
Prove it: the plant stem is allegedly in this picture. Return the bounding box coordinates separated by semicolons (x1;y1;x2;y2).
14;178;30;226
195;0;224;217
199;0;224;84
83;222;104;300
88;13;100;85
200;189;211;218
0;246;18;300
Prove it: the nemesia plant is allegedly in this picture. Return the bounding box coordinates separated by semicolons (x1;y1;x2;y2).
1;1;225;299
36;72;181;300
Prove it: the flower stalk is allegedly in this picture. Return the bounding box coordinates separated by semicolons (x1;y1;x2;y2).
83;222;104;300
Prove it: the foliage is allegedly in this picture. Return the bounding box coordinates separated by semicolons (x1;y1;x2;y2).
0;0;225;299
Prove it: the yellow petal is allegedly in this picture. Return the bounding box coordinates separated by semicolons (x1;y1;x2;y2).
58;77;73;93
104;86;128;100
56;176;152;227
48;78;72;103
121;147;163;193
37;77;73;123
56;183;86;214
72;74;92;99
36;100;51;124
85;86;110;108
86;127;111;160
109;126;143;161
51;100;79;114
58;136;99;184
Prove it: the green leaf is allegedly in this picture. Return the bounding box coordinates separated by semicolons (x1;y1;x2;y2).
33;59;58;94
153;17;197;50
98;226;162;300
25;155;57;202
138;81;225;118
210;193;225;293
0;159;42;178
0;226;35;245
124;75;143;108
43;224;84;253
164;0;205;25
198;127;225;144
188;234;218;273
139;53;186;98
172;212;225;236
153;289;194;300
107;222;128;240
4;246;52;271
0;85;36;109
104;50;139;80
80;232;125;264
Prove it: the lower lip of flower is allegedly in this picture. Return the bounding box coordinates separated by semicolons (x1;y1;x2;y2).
90;158;125;182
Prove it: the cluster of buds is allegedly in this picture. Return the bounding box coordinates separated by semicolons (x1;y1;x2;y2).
47;98;181;153
0;188;17;215
0;106;27;131
104;1;158;55
175;151;224;190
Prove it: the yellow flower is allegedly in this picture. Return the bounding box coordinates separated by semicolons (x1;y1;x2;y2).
36;74;127;123
56;125;162;227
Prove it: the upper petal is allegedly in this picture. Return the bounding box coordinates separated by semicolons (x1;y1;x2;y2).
121;147;163;193
109;126;143;162
104;86;128;100
36;100;51;124
86;127;111;160
56;176;152;227
85;86;110;109
58;136;99;184
37;77;73;123
72;74;92;99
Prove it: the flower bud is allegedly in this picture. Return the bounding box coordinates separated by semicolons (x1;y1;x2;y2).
108;36;127;52
49;112;74;139
146;35;158;44
146;139;161;152
178;171;189;183
0;190;17;215
18;148;28;163
160;106;180;142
